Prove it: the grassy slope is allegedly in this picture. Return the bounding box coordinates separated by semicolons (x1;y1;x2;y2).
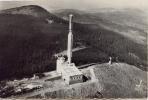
0;6;147;80
30;63;147;98
94;63;147;98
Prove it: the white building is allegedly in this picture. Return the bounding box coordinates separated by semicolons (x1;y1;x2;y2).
56;14;83;85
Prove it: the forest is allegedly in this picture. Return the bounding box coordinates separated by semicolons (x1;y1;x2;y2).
0;8;147;80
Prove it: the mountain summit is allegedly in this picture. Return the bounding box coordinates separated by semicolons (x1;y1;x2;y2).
0;5;53;18
0;5;147;81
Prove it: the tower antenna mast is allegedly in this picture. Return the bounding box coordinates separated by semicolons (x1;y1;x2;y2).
67;14;73;64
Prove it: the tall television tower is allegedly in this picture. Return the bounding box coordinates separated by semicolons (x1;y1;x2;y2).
67;14;73;64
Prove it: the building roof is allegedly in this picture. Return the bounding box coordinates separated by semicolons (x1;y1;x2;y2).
62;63;82;76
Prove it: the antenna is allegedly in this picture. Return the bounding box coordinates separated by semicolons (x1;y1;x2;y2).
67;14;73;64
69;14;73;33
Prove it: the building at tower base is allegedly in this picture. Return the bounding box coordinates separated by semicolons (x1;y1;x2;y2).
56;56;83;85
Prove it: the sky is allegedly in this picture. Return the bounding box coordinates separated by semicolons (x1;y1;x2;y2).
0;0;148;11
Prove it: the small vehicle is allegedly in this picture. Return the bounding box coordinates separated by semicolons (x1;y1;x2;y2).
24;82;43;90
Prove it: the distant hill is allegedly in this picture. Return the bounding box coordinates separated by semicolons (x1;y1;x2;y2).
0;5;69;80
0;5;147;80
0;5;51;18
54;8;147;69
0;5;66;24
54;8;147;45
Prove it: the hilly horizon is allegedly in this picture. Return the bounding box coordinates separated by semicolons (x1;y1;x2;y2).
0;5;53;18
54;8;147;68
54;8;147;45
0;5;147;81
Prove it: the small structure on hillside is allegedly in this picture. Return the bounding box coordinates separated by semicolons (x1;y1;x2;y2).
46;19;54;24
56;14;83;85
108;57;112;65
